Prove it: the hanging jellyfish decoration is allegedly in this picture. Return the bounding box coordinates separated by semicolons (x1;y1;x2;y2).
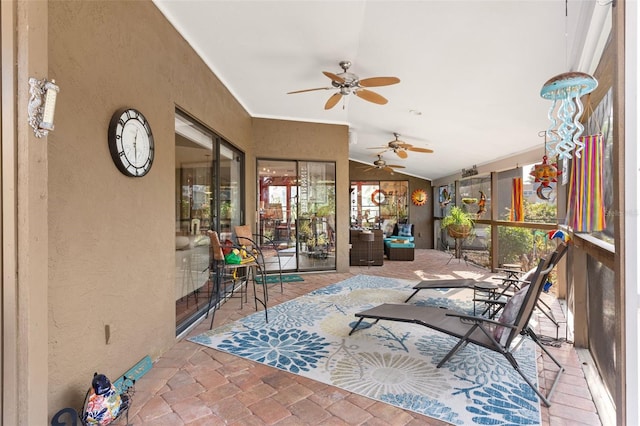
530;155;561;200
540;72;598;160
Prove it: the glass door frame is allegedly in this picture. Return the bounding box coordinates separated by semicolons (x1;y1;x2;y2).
212;140;245;243
175;110;245;336
257;159;336;272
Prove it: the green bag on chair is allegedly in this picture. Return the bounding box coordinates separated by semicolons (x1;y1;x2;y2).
224;251;242;264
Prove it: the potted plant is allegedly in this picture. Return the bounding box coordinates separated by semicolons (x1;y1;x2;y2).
220;201;232;219
297;217;312;252
441;206;475;239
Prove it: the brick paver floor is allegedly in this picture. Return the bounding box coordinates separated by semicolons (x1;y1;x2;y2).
128;249;603;425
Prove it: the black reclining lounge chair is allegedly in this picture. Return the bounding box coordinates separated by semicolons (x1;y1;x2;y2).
487;266;561;333
403;278;497;303
404;263;560;326
349;242;568;407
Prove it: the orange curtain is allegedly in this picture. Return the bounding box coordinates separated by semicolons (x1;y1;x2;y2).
510;177;524;221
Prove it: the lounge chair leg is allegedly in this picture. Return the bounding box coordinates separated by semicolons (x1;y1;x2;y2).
517;364;552;407
503;349;558;407
437;340;463;368
404;289;420;303
536;298;560;330
527;329;565;404
349;318;365;335
437;332;473;368
349;317;379;335
438;323;480;368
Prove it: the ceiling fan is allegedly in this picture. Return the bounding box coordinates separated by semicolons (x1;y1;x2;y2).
287;61;400;110
368;133;434;159
361;155;406;174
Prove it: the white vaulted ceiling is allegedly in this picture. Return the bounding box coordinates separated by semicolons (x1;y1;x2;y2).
154;0;610;181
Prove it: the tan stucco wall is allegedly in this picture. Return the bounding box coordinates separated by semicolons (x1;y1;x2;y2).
44;1;354;415
349;161;434;249
47;1;253;414
252;118;350;272
7;1;51;423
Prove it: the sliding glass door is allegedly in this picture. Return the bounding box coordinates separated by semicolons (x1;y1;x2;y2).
175;111;244;335
258;160;336;271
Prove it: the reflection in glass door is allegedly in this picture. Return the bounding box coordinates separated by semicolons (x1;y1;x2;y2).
174;112;244;335
258;160;336;271
175;113;213;334
216;144;243;243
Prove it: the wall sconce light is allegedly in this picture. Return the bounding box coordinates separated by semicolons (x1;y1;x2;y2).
28;77;60;138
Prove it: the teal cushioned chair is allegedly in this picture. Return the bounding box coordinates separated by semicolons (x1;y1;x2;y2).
384;223;415;260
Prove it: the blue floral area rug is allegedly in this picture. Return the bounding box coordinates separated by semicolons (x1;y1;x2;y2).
189;275;541;425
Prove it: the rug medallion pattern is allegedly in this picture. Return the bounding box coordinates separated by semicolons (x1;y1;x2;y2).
190;275;541;425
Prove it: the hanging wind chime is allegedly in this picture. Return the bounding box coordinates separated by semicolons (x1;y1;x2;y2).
540;71;597;160
530;133;561;200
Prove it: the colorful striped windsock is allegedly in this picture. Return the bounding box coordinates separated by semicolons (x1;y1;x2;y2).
566;134;606;232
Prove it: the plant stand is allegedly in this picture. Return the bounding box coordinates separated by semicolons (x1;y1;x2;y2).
446;225;471;265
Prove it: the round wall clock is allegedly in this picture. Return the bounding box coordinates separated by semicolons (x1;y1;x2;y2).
108;108;154;177
411;189;428;206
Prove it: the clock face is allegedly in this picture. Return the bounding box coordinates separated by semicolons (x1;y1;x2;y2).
411;189;427;206
108;108;154;177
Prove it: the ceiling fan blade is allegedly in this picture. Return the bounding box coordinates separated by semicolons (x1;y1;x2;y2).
395;150;408;159
287;87;332;94
408;147;434;153
324;92;343;110
366;146;389;150
388;164;406;169
362;166;374;172
383;166;396;175
323;71;345;84
355;89;388;105
359;76;400;87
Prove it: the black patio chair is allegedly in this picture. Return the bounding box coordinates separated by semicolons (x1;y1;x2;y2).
235;225;283;297
349;242;568;407
205;230;268;328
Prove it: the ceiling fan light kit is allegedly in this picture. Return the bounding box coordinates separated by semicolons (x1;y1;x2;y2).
288;60;400;110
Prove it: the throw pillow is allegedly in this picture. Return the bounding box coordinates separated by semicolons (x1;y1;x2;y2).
398;223;413;237
493;286;528;345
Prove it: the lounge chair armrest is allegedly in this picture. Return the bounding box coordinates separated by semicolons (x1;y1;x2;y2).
444;312;507;328
472;298;507;307
496;268;522;274
492;277;531;285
